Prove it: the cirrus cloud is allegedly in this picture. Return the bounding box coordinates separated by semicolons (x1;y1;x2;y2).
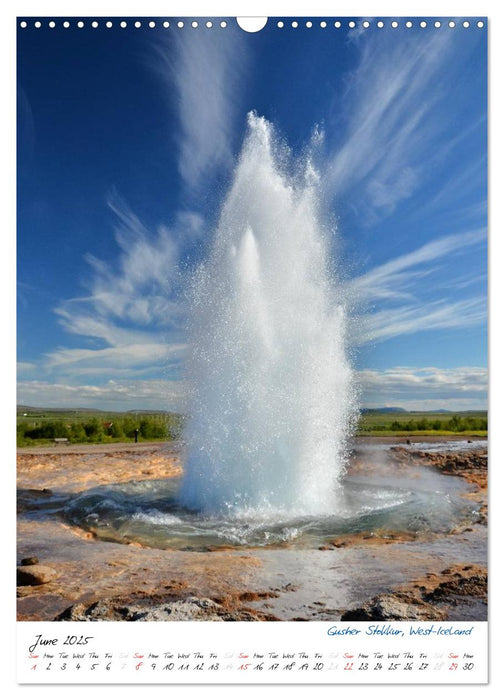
357;365;487;410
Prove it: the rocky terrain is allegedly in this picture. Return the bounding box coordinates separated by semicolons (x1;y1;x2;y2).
341;563;487;621
17;439;487;622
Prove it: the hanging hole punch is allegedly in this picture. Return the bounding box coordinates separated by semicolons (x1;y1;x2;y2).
237;17;268;33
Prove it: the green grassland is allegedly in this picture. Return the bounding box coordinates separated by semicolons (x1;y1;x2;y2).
17;409;183;447
16;407;487;447
357;410;487;437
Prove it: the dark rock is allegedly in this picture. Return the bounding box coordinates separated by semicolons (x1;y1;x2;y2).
57;596;225;621
425;573;487;603
17;565;57;586
21;557;39;566
341;594;446;621
55;595;272;622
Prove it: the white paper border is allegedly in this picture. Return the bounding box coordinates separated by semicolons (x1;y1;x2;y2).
5;1;501;697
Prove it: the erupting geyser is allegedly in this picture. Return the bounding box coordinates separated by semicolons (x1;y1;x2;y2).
179;113;357;515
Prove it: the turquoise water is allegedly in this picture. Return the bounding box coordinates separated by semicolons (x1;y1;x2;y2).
62;462;478;551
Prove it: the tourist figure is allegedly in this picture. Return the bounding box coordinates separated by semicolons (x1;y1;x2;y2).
134;428;139;443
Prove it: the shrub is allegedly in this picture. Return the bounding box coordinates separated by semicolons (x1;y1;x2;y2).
83;418;104;441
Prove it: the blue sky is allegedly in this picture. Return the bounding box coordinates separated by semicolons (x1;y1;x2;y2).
17;17;487;411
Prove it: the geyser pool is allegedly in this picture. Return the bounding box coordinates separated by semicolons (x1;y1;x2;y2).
179;113;357;515
61;453;478;550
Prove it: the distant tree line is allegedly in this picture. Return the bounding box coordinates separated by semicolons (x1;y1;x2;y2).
17;413;183;446
359;415;487;433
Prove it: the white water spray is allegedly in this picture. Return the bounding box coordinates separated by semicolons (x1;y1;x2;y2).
179;113;357;515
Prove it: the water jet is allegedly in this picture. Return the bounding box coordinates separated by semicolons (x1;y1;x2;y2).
179;113;357;515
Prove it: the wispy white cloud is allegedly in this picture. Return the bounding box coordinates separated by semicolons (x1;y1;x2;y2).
79;190;182;328
437;272;487;292
17;362;37;377
324;28;483;220
345;227;486;344
419;154;487;218
45;342;186;373
357;366;487;410
153;28;249;190
54;309;155;347
17;379;187;412
18;365;487;413
348;228;486;304
355;297;486;345
49;195;191;386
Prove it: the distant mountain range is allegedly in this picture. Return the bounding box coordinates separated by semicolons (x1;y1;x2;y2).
17;405;174;415
360;407;486;414
18;404;486;416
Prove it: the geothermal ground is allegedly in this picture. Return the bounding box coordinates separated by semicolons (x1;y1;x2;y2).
17;438;487;622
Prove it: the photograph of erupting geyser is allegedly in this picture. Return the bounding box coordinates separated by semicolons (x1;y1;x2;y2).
17;18;487;623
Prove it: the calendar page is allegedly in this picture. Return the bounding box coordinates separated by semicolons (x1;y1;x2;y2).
15;3;488;686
